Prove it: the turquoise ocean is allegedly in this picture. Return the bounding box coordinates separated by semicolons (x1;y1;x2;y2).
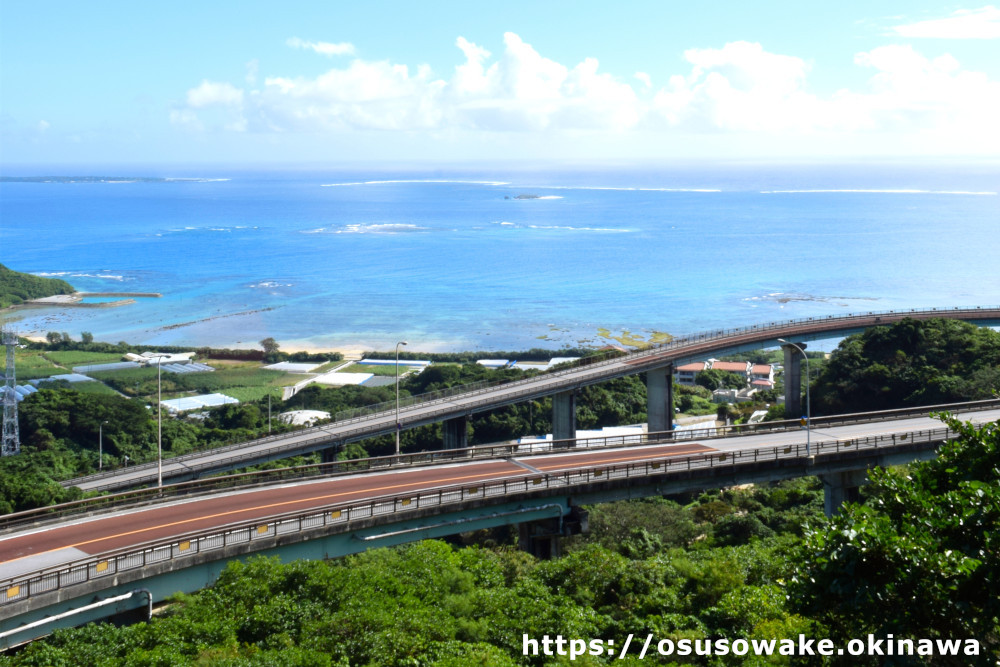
1;163;998;352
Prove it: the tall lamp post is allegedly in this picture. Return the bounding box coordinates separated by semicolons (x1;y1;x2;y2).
150;354;167;488
777;339;811;458
98;420;109;471
395;341;408;456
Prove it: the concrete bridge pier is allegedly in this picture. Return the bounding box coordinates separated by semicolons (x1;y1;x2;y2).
552;390;578;445
443;416;469;450
820;469;869;516
320;446;339;464
782;342;807;418
518;507;588;559
646;365;674;435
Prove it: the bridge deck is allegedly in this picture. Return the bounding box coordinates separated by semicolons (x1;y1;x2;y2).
64;306;1000;493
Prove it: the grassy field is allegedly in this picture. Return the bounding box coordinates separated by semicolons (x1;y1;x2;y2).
9;350;62;380
340;363;415;377
63;381;120;396
177;367;295;391
44;351;126;367
220;386;285;403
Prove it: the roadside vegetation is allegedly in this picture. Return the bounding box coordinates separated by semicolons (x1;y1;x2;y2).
5;416;996;665
0;318;997;663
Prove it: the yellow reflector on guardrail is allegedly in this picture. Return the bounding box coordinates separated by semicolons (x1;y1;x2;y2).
783;447;792;454
7;585;19;598
533;478;542;485
651;463;660;469
594;470;603;477
719;454;727;462
900;433;908;440
257;525;269;535
330;510;341;519
96;561;108;573
467;487;479;494
179;541;190;551
401;498;411;506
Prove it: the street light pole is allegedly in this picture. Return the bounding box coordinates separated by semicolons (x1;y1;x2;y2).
149;355;167;488
778;339;811;458
98;420;108;471
395;341;408;456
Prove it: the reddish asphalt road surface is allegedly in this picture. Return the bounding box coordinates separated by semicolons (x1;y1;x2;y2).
0;443;715;567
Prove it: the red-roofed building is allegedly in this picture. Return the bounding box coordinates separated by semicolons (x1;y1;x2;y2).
673;361;707;386
711;361;751;374
674;359;765;387
751;364;775;388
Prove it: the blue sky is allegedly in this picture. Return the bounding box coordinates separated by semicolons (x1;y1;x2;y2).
2;1;999;166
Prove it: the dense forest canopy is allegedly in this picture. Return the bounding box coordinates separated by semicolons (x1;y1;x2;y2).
812;317;1000;414
0;264;74;308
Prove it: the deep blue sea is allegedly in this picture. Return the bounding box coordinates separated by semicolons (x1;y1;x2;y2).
1;163;998;352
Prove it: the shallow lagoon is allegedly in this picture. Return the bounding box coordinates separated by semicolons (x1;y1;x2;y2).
2;163;997;351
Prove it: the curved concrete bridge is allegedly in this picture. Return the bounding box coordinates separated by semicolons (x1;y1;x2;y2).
4;402;1000;648
65;306;1000;493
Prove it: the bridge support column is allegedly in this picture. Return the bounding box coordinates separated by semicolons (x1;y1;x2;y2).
443;416;468;450
646;365;674;436
320;447;338;464
518;507;588;559
552;390;577;445
820;469;869;517
782;343;807;418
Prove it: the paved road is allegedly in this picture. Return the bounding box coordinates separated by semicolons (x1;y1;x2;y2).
66;307;1000;493
7;408;998;583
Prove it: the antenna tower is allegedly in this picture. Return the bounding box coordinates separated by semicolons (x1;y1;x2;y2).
2;327;21;456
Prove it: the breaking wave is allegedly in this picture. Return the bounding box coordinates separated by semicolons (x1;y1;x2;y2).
302;223;430;234
491;221;629;233
761;189;996;195
321;179;509;187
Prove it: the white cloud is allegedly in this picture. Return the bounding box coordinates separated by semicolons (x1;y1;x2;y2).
186;81;244;108
892;6;1000;39
651;41;840;132
286;37;356;57
850;44;1000;140
174;34;1000;155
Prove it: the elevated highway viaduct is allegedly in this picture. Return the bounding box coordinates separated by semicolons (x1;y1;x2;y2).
4;403;1000;648
65;306;1000;493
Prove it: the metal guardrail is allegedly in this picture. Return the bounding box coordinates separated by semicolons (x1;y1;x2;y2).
17;398;998;531
63;305;1000;490
0;425;959;609
331;305;1000;422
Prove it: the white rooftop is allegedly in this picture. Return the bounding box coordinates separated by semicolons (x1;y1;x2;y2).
313;372;373;386
278;409;331;426
264;361;323;373
161;393;239;413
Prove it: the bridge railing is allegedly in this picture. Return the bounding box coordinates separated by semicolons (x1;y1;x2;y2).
330;305;1000;423
0;425;960;609
62;305;1000;490
13;399;999;533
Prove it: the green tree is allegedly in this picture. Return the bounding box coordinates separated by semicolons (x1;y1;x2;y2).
790;415;999;663
812;317;1000;414
696;368;745;391
80;331;94;344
